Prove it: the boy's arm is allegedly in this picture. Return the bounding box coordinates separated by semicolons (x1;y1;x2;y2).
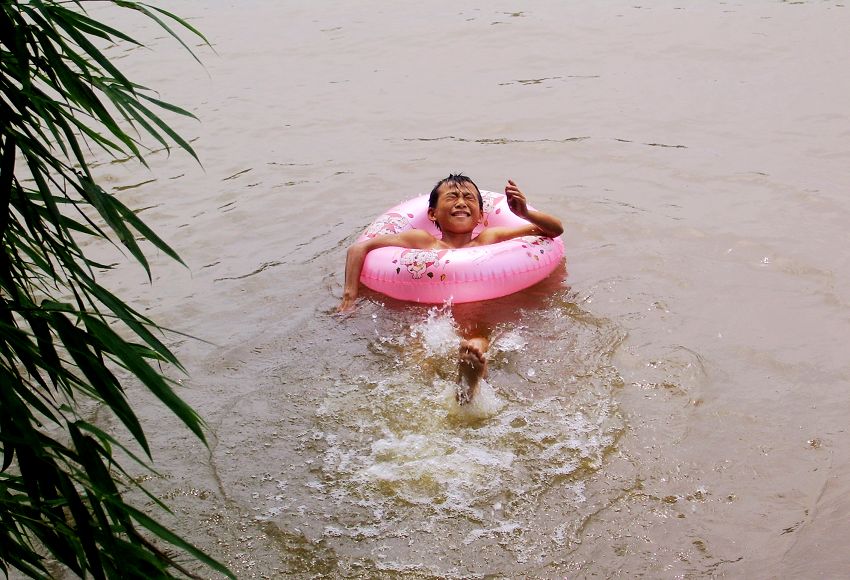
476;180;563;244
339;229;434;312
504;179;563;237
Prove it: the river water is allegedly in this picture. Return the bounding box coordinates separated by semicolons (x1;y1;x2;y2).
79;1;850;577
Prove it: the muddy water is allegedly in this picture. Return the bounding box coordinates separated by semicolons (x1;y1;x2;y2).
80;1;850;577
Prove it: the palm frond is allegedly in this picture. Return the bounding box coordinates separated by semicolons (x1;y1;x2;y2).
1;1;232;577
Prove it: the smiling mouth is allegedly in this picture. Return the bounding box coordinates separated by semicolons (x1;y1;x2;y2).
451;211;471;217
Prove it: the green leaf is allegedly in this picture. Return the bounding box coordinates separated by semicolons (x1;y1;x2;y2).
138;91;199;119
82;314;205;442
109;194;186;266
116;502;235;579
79;175;151;277
49;7;133;89
50;311;151;456
121;95;200;162
1;2;234;577
77;275;183;369
120;1;210;65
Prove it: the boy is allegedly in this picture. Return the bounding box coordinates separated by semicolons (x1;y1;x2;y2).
339;174;563;402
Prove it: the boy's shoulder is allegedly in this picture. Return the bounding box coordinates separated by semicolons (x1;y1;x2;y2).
384;227;439;249
407;227;440;245
399;227;436;238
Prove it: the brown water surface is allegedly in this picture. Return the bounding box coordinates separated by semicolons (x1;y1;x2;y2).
77;1;850;577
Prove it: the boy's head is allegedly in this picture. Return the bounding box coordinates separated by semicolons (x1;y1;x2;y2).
427;173;484;232
428;174;483;211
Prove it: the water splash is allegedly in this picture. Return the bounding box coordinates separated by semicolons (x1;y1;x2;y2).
442;379;504;422
409;303;461;357
492;329;528;353
253;297;626;576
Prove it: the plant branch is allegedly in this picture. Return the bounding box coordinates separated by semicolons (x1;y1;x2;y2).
0;134;15;243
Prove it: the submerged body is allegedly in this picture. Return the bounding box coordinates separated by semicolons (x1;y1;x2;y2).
340;175;563;402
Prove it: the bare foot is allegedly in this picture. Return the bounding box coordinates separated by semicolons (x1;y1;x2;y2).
457;337;489;405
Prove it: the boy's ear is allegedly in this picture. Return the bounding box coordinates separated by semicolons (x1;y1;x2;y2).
427;207;440;229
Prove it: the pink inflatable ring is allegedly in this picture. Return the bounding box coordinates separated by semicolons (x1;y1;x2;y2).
358;190;565;304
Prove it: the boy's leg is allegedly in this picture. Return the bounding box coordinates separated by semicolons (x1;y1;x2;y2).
457;337;489;404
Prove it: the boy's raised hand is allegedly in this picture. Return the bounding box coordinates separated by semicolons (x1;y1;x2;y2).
503;180;564;237
505;179;530;219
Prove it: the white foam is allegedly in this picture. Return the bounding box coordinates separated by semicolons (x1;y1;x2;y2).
463;521;523;545
287;309;626;548
492;329;527;353
409;304;460;357
440;379;504;421
313;378;622;519
357;431;514;513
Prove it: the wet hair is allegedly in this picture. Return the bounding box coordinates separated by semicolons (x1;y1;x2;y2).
428;173;483;210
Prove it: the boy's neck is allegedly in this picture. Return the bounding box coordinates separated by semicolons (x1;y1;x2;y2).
439;230;475;248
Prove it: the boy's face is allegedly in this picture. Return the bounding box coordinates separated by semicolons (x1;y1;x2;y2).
428;182;482;234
